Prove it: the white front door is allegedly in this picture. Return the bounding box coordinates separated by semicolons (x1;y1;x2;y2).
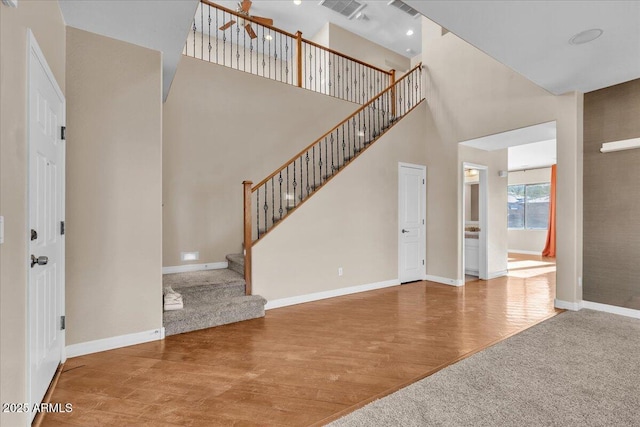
399;163;426;283
28;31;65;414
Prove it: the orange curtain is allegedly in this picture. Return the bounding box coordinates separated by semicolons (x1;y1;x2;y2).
542;165;557;257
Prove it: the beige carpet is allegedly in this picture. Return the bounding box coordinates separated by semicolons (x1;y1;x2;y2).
330;310;640;426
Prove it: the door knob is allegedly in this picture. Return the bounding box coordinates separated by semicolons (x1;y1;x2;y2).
30;255;48;268
401;229;409;233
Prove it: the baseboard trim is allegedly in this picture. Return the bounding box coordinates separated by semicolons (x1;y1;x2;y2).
487;270;508;279
66;327;165;358
508;250;542;255
265;279;400;310
582;300;640;319
162;262;228;275
554;299;583;311
424;274;464;287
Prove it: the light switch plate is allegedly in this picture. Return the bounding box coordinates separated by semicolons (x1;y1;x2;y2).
1;0;18;8
0;216;4;244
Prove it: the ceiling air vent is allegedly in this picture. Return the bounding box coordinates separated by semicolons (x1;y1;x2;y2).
387;0;421;18
320;0;367;20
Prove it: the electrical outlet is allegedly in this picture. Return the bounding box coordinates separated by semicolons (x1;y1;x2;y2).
338;267;343;276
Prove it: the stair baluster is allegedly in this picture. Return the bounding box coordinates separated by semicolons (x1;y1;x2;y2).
188;1;394;104
242;64;424;287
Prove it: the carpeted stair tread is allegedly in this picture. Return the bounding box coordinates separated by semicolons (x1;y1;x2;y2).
225;254;245;276
162;266;266;336
163;268;245;294
163;295;266;336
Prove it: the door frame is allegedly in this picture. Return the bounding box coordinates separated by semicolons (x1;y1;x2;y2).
27;29;66;413
461;162;488;280
398;162;427;283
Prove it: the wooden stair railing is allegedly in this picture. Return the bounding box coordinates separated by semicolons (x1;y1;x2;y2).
242;64;424;293
187;0;395;105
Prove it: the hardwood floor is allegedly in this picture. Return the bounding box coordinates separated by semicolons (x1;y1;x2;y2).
43;254;558;426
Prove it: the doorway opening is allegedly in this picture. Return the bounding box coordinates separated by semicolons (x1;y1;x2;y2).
462;163;488;280
459;121;557;299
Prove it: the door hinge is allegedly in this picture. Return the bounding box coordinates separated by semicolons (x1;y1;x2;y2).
422;259;425;265
60;315;66;330
60;221;65;235
423;179;425;184
61;126;66;141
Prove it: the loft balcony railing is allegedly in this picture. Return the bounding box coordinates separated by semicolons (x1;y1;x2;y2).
241;64;424;293
185;0;395;104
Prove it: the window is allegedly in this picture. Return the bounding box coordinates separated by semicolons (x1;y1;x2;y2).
508;183;550;229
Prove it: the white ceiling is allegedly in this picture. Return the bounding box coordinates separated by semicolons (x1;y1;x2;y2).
460;121;556;151
58;1;640;101
212;0;422;58
508;140;557;171
59;0;199;100
405;0;640;95
459;121;557;171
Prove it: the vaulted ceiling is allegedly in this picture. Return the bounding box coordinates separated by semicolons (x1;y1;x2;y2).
59;0;199;100
405;0;640;95
59;0;640;99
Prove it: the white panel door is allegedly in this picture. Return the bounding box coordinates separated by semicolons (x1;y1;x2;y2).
28;32;65;414
399;164;426;283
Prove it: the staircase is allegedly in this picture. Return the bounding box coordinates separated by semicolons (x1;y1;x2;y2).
163;1;424;335
163;254;264;336
242;63;424;291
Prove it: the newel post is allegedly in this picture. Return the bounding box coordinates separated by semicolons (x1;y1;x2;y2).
296;31;303;88
243;181;253;295
390;69;396;118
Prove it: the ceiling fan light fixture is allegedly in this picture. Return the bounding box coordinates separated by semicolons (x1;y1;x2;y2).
265;34;273;41
569;28;603;45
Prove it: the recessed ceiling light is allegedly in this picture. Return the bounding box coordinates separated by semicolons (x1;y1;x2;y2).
293;0;301;5
569;28;603;45
406;29;414;36
265;34;273;41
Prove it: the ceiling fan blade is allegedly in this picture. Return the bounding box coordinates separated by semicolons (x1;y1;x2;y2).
240;0;252;13
219;20;236;31
251;16;274;27
245;24;257;39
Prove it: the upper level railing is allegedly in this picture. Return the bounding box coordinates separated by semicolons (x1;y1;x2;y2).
241;64;424;294
185;0;395;104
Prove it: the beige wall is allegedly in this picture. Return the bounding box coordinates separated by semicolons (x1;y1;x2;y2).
508;168;552;253
509;167;551;185
459;146;509;276
309;22;329;46
583;79;640;309
422;31;583;302
0;1;66;424
325;23;410;73
253;103;428;302
163;56;358;267
66;27;163;344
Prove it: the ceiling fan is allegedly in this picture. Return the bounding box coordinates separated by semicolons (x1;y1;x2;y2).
218;0;274;39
